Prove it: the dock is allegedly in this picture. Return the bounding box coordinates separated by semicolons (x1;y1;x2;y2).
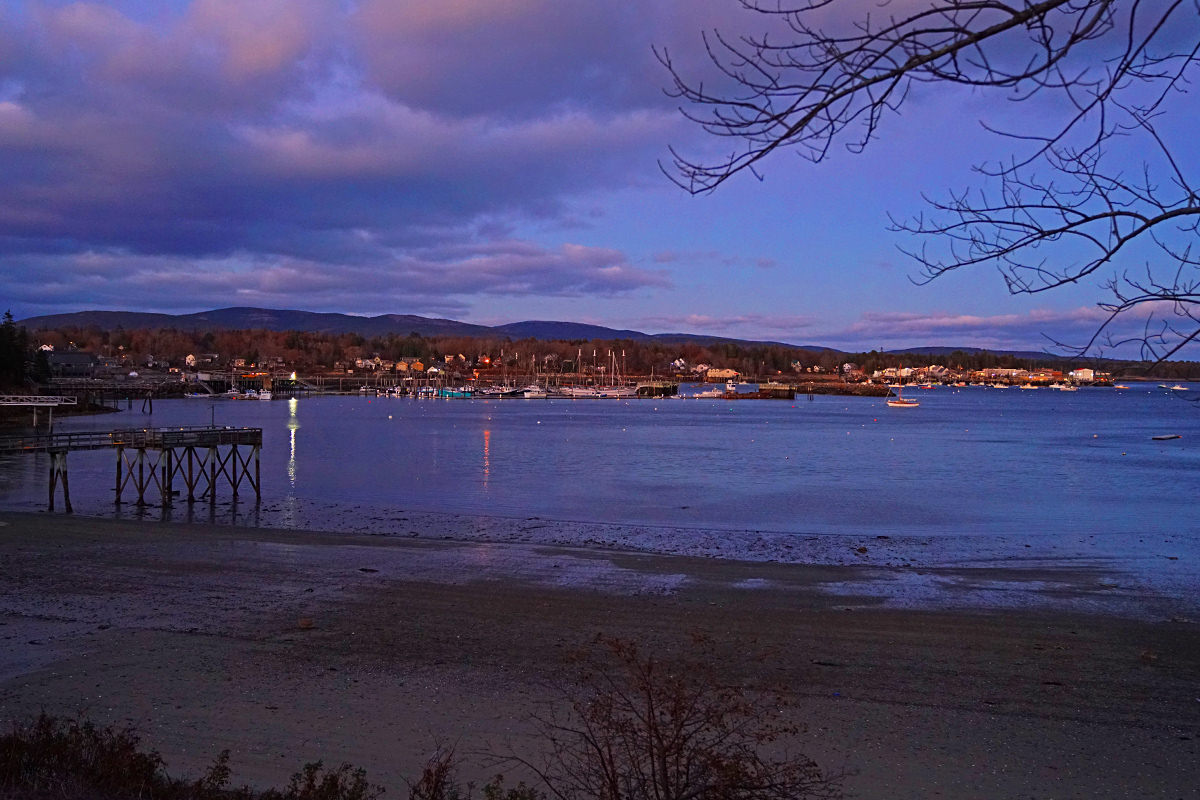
0;426;263;512
0;394;78;427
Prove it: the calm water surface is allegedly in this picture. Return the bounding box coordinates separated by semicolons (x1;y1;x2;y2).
2;385;1198;560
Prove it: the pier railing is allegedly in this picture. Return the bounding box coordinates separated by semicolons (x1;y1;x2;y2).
0;395;78;407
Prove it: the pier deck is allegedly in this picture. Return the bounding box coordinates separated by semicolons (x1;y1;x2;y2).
0;426;263;512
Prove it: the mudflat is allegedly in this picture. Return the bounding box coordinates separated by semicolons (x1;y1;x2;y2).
0;512;1197;799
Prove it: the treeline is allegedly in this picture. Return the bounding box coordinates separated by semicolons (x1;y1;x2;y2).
0;312;33;389
23;322;1200;379
32;324;841;375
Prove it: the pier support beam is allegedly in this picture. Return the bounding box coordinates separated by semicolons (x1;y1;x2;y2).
114;442;259;507
48;450;71;512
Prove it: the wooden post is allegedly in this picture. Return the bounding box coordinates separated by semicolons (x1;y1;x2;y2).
209;446;217;503
136;448;146;505
115;446;123;504
161;448;173;506
230;444;240;499
48;451;71;512
186;447;195;502
254;445;261;501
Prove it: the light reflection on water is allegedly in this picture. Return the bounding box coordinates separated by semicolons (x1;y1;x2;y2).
482;428;491;489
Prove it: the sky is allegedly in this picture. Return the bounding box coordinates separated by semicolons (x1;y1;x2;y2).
1;0;1196;354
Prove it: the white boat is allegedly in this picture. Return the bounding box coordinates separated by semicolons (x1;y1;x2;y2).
1171;384;1187;391
886;385;919;408
594;385;638;399
257;390;273;400
523;384;547;399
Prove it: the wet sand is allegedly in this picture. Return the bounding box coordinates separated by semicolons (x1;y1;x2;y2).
1;512;1197;798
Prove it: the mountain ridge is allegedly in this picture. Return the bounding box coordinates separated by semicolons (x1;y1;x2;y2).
19;306;1069;359
18;307;835;351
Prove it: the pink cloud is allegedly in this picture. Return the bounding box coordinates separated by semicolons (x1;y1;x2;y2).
183;0;329;81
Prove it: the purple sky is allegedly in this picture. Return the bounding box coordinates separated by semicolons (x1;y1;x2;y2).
1;1;1195;354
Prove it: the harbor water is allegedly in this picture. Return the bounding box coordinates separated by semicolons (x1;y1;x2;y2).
1;385;1197;613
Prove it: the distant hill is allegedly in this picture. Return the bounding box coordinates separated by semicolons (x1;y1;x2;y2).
19;307;832;351
20;306;1072;360
20;307;497;339
491;320;646;340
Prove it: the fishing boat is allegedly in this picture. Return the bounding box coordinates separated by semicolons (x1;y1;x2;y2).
477;385;523;398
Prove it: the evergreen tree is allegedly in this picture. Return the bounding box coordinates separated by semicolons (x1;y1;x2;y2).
0;311;25;387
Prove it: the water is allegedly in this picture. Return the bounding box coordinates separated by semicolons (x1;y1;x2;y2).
2;385;1198;608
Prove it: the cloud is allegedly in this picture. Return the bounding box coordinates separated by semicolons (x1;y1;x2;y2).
0;0;711;318
822;308;1136;352
350;0;746;119
4;241;668;318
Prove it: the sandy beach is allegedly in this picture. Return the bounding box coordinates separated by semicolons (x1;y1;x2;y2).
0;511;1197;799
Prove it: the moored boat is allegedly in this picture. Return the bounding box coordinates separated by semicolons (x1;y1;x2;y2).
886;385;919;407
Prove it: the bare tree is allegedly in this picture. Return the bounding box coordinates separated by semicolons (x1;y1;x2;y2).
659;0;1200;361
503;636;840;800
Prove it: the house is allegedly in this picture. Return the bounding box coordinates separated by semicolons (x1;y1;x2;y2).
706;368;740;381
47;351;96;378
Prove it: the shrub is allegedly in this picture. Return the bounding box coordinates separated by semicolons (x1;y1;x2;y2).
507;635;841;800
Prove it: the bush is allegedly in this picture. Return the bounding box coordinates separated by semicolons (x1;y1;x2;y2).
0;714;383;800
506;635;841;800
0;714;169;799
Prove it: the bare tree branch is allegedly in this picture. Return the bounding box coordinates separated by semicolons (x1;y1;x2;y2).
663;0;1200;363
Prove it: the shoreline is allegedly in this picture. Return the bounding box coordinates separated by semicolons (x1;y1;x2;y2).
1;512;1198;798
2;504;1196;621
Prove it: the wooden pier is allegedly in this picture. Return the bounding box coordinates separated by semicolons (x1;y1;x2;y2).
0;394;78;428
0;426;263;512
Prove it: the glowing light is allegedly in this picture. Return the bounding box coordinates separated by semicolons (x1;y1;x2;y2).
482;428;491;487
287;397;299;487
